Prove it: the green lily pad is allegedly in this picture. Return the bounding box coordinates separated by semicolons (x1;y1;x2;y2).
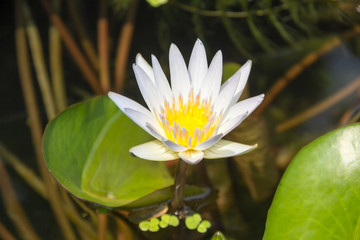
263;124;360;239
43;96;173;207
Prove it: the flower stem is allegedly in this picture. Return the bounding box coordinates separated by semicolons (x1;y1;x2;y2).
171;160;188;213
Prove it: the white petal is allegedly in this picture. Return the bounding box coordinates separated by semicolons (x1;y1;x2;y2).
217;111;248;136
228;60;252;105
163;139;187;152
135;54;155;83
108;92;165;139
123;108;165;140
151;55;172;104
200;51;223;101
130;140;179;161
189;39;208;91
108;92;163;138
178;149;204;164
108;91;151;117
221;94;264;125
146;124;167;141
133;64;162;113
204;140;257;159
169;43;191;101
194;133;224;151
213;71;240;114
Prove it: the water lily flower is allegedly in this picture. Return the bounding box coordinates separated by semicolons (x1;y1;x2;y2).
108;39;264;164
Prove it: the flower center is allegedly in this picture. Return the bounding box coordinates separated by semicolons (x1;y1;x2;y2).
159;92;220;149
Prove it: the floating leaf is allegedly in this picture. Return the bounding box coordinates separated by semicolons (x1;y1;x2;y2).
139;221;150;231
263;124;360;239
168;215;180;227
149;218;160;232
159;219;169;228
43;96;173;207
185;213;202;230
197;220;211;233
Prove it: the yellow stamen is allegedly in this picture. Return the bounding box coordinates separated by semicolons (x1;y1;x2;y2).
159;91;220;149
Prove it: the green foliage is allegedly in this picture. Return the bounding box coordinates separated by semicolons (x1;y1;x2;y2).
263;124;360;239
146;0;168;7
149;218;160;232
139;221;151;231
159;214;179;228
197;220;211;233
222;62;242;83
159;214;170;228
168;215;180;227
139;214;179;231
43;96;173;207
185;213;212;233
185;213;202;230
167;0;357;56
211;231;227;240
109;0;134;14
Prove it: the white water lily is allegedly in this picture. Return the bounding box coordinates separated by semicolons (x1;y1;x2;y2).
108;39;264;164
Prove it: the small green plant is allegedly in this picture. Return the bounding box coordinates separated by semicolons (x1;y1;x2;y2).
139;214;179;232
185;213;212;233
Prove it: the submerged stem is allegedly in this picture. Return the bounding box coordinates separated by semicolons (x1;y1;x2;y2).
171;160;188;215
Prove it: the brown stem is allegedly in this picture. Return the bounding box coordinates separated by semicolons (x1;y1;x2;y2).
60;190;97;240
171;160;188;213
253;25;360;118
0;144;98;240
0;221;17;240
37;0;103;94
97;212;108;240
98;0;110;92
72;197;99;226
0;160;40;240
276;75;360;132
22;0;57;119
114;0;138;92
116;218;134;240
50;0;67;112
15;2;77;239
0;143;46;198
66;0;98;70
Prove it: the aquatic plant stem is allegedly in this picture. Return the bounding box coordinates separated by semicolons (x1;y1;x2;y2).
15;2;77;239
98;0;110;92
97;213;108;240
116;218;134;240
22;1;57;119
171;160;188;214
0;143;46;197
50;0;67;112
37;0;103;94
0;221;17;240
0;144;97;239
276;75;360;132
253;25;360;118
60;189;97;240
66;0;98;70
0;160;40;240
114;0;138;92
174;0;287;18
